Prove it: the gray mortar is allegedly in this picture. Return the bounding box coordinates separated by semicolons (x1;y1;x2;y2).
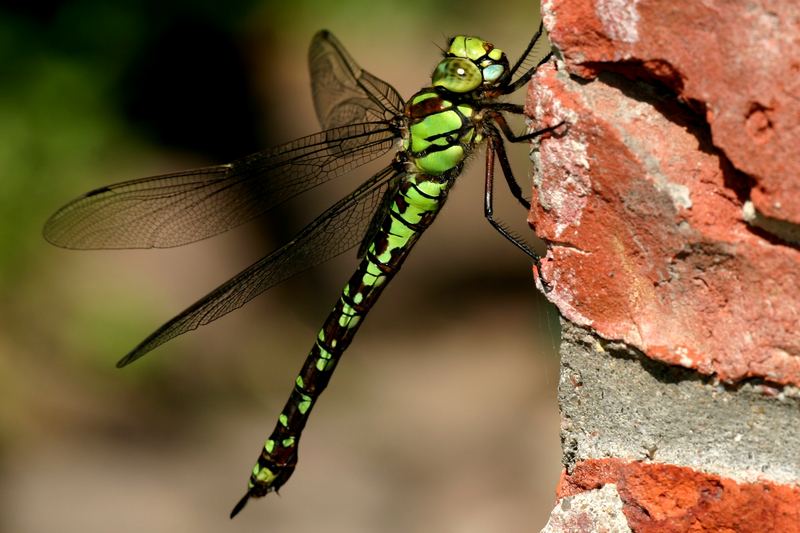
559;319;800;485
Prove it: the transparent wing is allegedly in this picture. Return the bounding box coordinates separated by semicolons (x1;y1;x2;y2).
44;122;399;249
116;164;401;367
309;30;405;130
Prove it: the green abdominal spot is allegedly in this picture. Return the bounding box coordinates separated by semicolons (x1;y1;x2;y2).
297;394;312;414
337;299;361;329
254;466;277;483
316;357;333;371
403;180;446;212
391;201;422;225
386;231;411;251
361;262;387;289
366;261;382;276
317;343;332;360
388;215;415;239
316;340;334;370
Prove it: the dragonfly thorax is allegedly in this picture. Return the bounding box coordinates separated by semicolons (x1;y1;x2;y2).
403;89;483;176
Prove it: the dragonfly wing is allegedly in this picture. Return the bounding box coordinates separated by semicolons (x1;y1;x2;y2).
309;30;405;130
356;182;396;259
116;164;402;367
43;122;399;249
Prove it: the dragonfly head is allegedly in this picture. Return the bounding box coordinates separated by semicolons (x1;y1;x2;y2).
432;36;509;93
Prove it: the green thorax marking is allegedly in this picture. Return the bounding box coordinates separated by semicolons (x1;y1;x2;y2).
403;89;482;176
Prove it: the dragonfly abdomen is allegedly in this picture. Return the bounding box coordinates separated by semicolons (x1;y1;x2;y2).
238;170;453;513
239;89;473;511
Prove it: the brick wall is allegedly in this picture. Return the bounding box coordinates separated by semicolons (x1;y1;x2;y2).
528;1;800;530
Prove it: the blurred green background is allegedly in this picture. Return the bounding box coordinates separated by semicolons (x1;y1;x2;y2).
0;1;561;531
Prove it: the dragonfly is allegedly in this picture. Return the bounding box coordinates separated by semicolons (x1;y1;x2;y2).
43;22;560;517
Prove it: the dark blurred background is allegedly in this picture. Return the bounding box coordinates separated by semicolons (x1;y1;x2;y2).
0;1;561;531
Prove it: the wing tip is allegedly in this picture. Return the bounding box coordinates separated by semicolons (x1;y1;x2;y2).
116;349;144;368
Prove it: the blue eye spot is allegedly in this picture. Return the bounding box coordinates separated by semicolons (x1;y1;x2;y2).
483;64;505;82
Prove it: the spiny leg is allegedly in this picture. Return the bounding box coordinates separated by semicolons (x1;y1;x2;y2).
502;20;554;95
484;126;552;292
481;112;565;210
489;109;566;143
483;130;538;260
507;20;546;80
486;119;531;210
483;109;566;211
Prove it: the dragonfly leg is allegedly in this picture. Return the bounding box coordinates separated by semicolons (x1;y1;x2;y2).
490;109;566;143
484;130;552;292
501;19;553;96
486;121;530;210
505;20;546;83
501;50;553;95
485;111;566;209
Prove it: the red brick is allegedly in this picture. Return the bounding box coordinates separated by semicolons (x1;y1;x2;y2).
527;59;800;385
542;0;800;224
557;459;800;532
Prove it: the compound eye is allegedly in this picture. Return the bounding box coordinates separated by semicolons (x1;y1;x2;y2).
432;57;482;93
483;64;505;83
